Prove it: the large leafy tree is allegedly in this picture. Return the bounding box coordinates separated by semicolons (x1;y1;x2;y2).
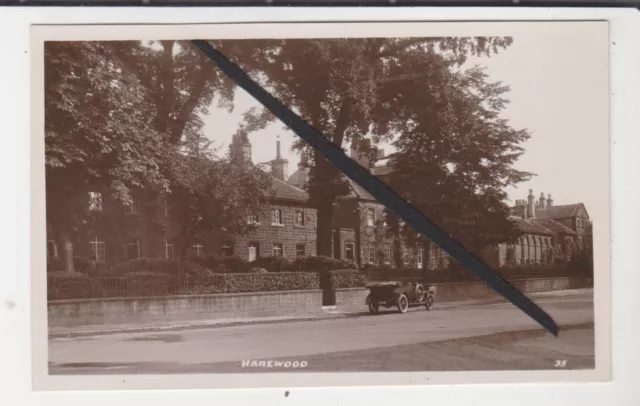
107;40;267;146
45;41;171;272
45;40;267;272
163;137;273;271
223;37;515;257
381;61;532;265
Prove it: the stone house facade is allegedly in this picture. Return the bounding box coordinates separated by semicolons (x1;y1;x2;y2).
287;147;449;269
47;135;317;269
482;190;592;268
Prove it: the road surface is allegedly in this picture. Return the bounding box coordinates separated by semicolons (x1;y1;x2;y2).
49;289;595;374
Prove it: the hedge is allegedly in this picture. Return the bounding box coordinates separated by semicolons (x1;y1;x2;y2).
47;272;320;300
47;256;107;274
195;255;359;273
287;255;358;272
192;255;253;273
253;256;291;273
329;270;367;289
101;258;210;277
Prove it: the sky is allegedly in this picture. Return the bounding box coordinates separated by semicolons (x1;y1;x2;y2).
202;26;608;214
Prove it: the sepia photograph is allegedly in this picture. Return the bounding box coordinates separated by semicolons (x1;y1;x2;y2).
30;21;610;390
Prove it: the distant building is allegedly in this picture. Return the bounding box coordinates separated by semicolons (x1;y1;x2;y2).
482;190;592;268
288;141;592;270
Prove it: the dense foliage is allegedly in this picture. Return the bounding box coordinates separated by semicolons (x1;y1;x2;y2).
47;272;321;300
223;37;518;257
45;41;272;273
329;270;367;289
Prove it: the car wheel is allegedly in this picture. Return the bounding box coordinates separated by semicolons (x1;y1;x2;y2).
425;294;435;311
415;284;426;302
397;293;409;313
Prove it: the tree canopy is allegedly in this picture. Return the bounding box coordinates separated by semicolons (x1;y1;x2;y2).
223;37;520;257
45;40;270;272
381;60;532;260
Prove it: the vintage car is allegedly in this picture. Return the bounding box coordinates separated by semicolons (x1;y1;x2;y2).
365;281;435;314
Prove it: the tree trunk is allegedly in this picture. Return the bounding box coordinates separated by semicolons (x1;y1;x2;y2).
316;199;334;257
179;239;190;275
422;239;432;271
393;238;403;268
60;230;75;273
178;227;195;275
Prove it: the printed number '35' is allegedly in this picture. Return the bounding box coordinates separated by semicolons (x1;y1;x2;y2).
554;360;567;368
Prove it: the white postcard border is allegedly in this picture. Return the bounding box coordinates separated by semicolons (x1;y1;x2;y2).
30;20;611;391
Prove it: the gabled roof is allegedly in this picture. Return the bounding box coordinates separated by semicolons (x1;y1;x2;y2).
512;217;555;236
287;167;308;190
534;218;577;236
271;177;309;203
536;204;587;220
337;178;377;202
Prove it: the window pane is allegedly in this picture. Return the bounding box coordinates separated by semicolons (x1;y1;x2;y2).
193;240;204;258
88;192;103;211
272;209;282;224
125;197;140;214
368;243;376;263
367;208;375;226
165;239;175;259
222;240;234;257
345;243;354;261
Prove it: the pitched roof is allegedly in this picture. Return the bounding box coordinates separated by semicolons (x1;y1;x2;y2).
338;178;377;202
512;217;555;236
534;218;577;236
271;177;309;203
536;204;584;219
287;167;308;189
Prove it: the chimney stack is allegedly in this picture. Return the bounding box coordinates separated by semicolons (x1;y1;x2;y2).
538;192;546;210
350;139;373;169
270;136;289;181
230;128;251;165
527;189;535;219
547;194;553;207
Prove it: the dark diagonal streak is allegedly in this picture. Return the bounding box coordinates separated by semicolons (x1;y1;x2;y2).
191;40;558;336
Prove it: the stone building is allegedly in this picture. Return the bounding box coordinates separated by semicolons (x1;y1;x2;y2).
287;145;448;269
482;189;592;268
47;134;317;269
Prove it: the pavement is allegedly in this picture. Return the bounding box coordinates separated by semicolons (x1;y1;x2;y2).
48;288;593;338
48;289;595;373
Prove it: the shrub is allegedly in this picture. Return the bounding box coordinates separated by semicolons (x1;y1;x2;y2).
251;267;268;274
361;263;394;272
253;256;291;272
48;272;321;299
222;256;252;273
191;255;254;273
192;255;225;273
223;272;320;293
102;258;208;277
46;257;108;275
329;270;367;289
47;271;89;279
287;255;358;272
47;272;101;300
123;273;180;297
